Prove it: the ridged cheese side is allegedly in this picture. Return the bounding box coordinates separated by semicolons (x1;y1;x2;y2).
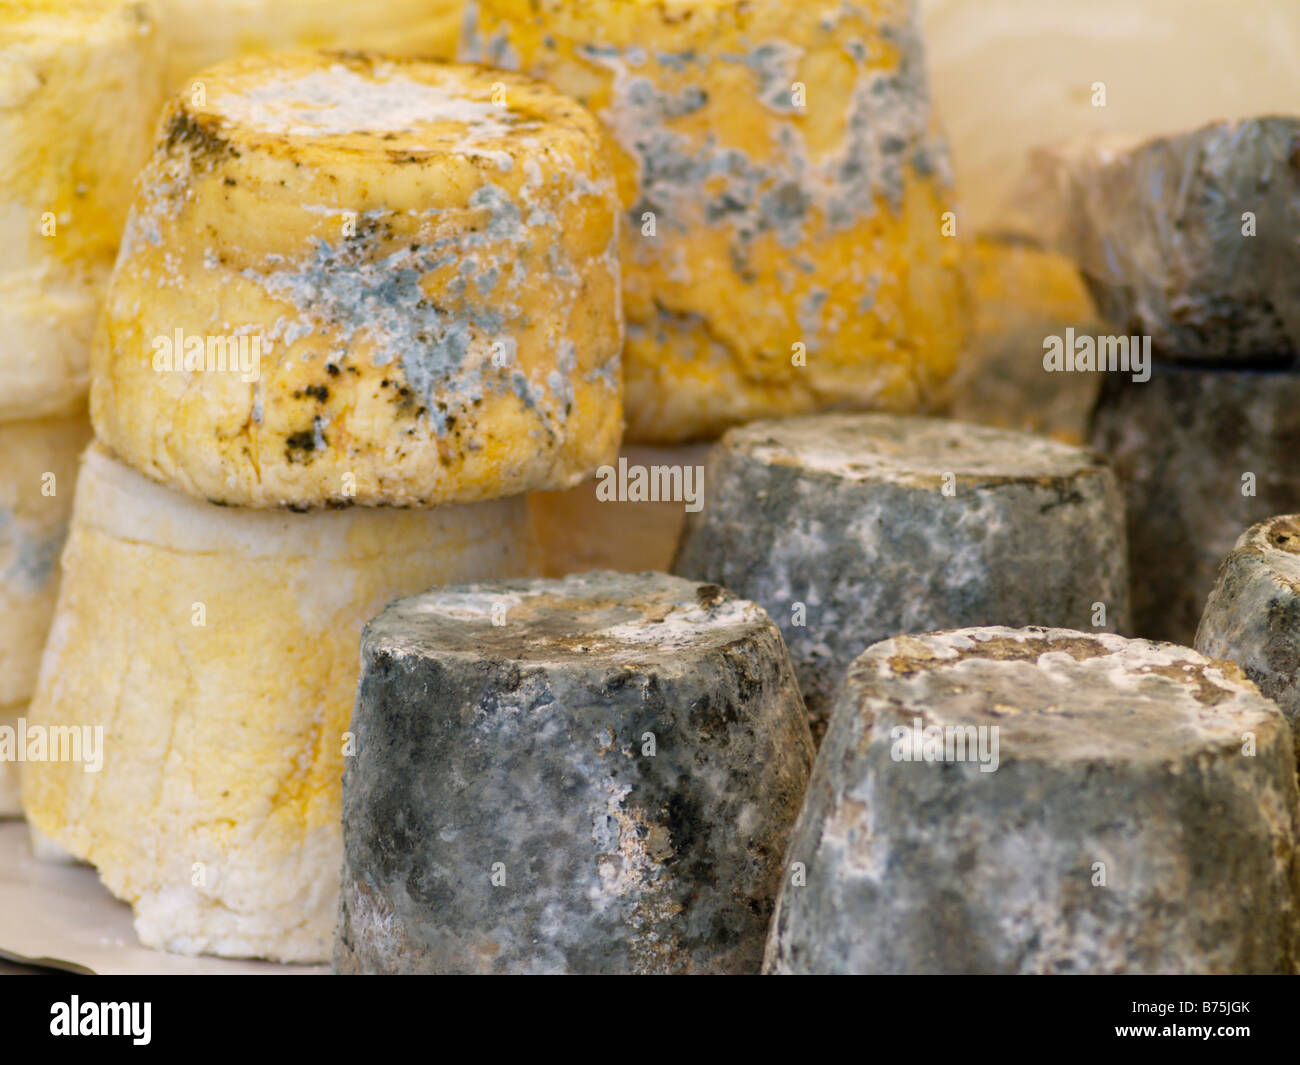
93;52;623;508
0;1;165;419
0;411;92;815
466;0;969;443
154;0;466;90
20;444;536;961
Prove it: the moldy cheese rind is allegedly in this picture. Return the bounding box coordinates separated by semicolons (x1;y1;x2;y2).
93;52;623;508
464;0;968;443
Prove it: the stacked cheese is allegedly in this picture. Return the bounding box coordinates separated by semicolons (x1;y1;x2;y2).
22;53;622;961
0;1;164;814
152;0;466;90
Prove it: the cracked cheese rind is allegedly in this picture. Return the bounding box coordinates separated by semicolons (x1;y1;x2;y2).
20;444;536;961
464;0;968;443
0;1;165;419
93;52;623;508
153;0;466;90
0;411;92;816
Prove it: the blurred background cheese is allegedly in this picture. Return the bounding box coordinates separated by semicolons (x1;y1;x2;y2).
93;52;623;508
466;0;969;444
153;0;465;90
0;0;165;420
20;444;537;962
0;411;92;816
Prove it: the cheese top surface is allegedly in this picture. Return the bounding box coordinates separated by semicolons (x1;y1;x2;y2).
721;412;1107;485
852;626;1280;763
369;571;770;665
93;52;623;507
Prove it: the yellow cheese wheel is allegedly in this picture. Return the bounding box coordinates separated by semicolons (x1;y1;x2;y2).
20;444;536;961
93;52;623;508
154;0;466;90
0;411;92;816
465;0;969;443
0;1;165;419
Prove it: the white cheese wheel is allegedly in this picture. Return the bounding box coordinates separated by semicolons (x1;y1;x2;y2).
93;52;623;508
154;0;466;90
0;411;92;817
20;444;537;961
0;1;166;420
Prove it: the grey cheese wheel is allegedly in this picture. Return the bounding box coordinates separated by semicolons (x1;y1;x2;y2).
336;570;814;974
1062;116;1300;363
673;413;1129;740
764;626;1300;975
1090;362;1300;645
1197;514;1300;761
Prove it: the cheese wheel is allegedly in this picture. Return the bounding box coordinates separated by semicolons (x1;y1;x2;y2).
336;571;813;974
0;412;92;816
528;443;710;576
765;627;1300;974
464;0;969;443
1031;118;1300;363
20;444;536;962
1090;362;1300;645
154;0;466;90
93;52;623;508
0;1;165;420
673;414;1130;740
1196;514;1300;761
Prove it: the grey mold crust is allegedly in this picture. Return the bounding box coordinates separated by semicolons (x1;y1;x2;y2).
1090;361;1300;645
335;571;814;974
673;413;1129;740
764;626;1300;975
1197;514;1300;760
1060;116;1300;362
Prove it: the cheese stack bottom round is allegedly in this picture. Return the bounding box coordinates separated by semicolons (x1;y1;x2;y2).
527;444;712;577
764;627;1300;975
0;413;92;815
20;445;536;963
1197;514;1300;762
674;413;1130;740
336;571;815;974
1090;362;1300;645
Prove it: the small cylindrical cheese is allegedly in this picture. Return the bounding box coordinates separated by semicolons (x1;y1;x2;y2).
1034;117;1300;363
1090;362;1300;645
0;1;166;420
528;443;711;576
20;444;537;962
1197;514;1300;760
674;413;1129;740
464;0;969;444
93;52;623;508
0;412;92;816
153;0;465;90
336;571;814;974
765;627;1300;974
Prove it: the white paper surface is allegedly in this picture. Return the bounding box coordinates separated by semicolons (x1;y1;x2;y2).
0;821;326;975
